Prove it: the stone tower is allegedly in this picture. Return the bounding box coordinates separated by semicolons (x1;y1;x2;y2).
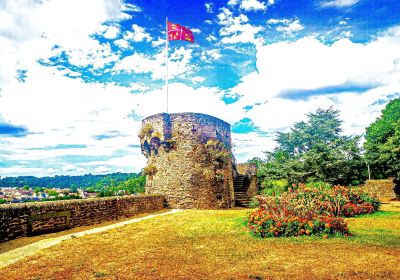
139;112;235;209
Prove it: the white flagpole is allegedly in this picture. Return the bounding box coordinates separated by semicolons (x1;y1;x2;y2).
165;17;169;113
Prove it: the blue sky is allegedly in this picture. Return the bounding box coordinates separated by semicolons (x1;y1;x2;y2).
0;0;400;177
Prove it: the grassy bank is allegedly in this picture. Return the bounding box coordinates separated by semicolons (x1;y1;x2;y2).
1;202;399;279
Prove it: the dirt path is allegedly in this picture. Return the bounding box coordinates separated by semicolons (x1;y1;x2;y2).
0;209;184;269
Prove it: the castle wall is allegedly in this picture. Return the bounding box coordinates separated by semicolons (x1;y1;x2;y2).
0;195;165;242
140;113;234;209
362;179;396;201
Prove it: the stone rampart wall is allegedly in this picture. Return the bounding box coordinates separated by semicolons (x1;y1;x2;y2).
0;195;165;242
362;179;396;200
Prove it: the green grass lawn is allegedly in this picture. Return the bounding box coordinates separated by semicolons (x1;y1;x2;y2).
1;202;399;280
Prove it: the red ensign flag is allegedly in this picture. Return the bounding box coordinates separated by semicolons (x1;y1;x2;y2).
167;22;194;43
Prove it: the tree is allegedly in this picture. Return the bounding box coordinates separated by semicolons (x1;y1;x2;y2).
364;98;400;188
46;189;59;197
260;107;365;185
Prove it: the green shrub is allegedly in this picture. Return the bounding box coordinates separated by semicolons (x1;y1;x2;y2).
248;196;259;208
260;179;289;196
305;180;331;190
143;164;157;176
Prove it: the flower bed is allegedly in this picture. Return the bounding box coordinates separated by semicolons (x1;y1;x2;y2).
248;184;380;238
248;209;349;238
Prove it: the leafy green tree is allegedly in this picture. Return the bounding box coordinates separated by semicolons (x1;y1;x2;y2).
46;189;59;197
0;172;138;189
34;187;44;194
364;98;400;188
260;107;365;186
122;175;146;194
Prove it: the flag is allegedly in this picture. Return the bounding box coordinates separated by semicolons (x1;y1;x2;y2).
167;21;194;43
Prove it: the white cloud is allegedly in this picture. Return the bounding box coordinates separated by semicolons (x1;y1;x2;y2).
122;3;142;13
113;47;193;80
0;167;50;177
228;0;275;11
124;24;152;42
102;25;120;39
63;164;77;172
191;28;201;34
217;8;264;45
228;0;239;6
206;34;218;41
320;0;360;8
151;38;165;47
1;0;399;177
192;76;206;83
229;26;400;138
201;49;222;62
340;30;353;38
267;18;305;35
266;18;286;24
240;0;267;11
0;0;131;76
205;2;214;13
132;83;243;126
80;154;145;172
233;132;276;161
209;49;223;60
0;0;165;177
276;19;304;34
66;42;118;69
114;38;130;49
94;166;111;174
113;53;159;75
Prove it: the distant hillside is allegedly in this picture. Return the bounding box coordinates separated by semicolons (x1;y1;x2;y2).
0;172;140;189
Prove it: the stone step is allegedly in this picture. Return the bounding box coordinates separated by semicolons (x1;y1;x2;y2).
235;199;251;204
234;192;249;196
235;195;250;198
235;198;250;202
234;192;249;195
235;197;251;201
235;200;251;207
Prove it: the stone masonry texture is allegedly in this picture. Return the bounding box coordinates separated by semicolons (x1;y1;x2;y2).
362;179;396;200
140;113;235;209
0;195;165;242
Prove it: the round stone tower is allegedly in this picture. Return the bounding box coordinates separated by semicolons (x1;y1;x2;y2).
139;112;235;209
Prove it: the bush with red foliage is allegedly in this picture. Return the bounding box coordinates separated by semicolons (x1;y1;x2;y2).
248;184;380;238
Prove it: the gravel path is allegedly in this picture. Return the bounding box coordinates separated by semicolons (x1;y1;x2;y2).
0;209;184;269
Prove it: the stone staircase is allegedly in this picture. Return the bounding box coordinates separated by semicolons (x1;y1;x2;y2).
234;174;251;207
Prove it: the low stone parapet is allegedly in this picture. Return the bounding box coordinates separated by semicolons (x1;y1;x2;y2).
362;179;396;201
0;195;166;242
